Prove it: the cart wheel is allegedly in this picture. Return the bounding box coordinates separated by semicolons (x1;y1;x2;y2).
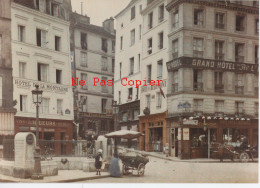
240;152;249;163
137;163;145;176
123;165;128;175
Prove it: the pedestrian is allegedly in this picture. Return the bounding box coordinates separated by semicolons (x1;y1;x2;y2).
95;149;103;175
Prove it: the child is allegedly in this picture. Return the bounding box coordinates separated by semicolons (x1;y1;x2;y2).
95;149;103;175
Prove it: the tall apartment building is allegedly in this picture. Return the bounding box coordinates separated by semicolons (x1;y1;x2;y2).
0;0;16;148
165;0;258;159
11;0;74;155
70;13;115;139
139;0;170;152
114;0;145;144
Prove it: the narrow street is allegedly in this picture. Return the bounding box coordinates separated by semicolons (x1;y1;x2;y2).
79;157;258;183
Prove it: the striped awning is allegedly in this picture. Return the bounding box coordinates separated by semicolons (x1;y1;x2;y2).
0;112;15;135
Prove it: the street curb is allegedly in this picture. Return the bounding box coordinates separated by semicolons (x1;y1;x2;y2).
0;175;110;183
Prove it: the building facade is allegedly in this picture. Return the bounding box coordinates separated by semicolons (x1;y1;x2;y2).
165;0;258;159
71;13;115;139
139;0;170;152
114;0;145;145
0;0;16;148
11;0;74;155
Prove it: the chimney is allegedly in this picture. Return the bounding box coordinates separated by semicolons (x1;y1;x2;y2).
102;17;115;34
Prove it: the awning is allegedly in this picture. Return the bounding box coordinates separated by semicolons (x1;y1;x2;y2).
0;112;15;135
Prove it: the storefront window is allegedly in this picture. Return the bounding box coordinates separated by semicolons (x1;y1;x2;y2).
190;128;207;148
223;128;248;143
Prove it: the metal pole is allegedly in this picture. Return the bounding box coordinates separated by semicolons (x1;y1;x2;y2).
36;103;39;146
208;129;210;159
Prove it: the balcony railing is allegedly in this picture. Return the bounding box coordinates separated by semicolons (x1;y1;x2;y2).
215;53;225;60
235;55;244;63
172;52;178;59
235;109;245;117
194;82;203;92
172;83;178;93
235;86;244;94
215;84;224;93
215;111;224;117
193;50;203;58
215;23;225;29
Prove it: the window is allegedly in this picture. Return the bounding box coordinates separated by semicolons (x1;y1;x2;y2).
146;95;151;109
112;40;115;52
57;99;63;115
255;45;259;64
194;9;204;26
156;92;162;109
139;5;142;13
101;56;108;71
193;99;203;112
255;103;258;116
193;38;203;57
215;100;224;113
235;74;244;94
134;109;139;120
235;102;244;114
172;10;179;28
120;36;123;50
39;98;49;114
139;25;142;40
128;88;133;100
55;36;61;51
236;15;245;31
131;6;135;20
80;96;87;112
18;25;25;42
215;12;225;29
157;60;163;79
0;35;1;57
51;2;59;17
158;4;164;23
36;29;47;47
102;77;108;93
215;41;224;60
118;91;121;104
172;39;178;59
254;75;258;96
130;57;134;75
80;33;87;50
147;38;152;54
147;65;152;82
35;0;39;10
101;99;107;113
56;69;62;84
120;62;122;78
235;43;244;63
138;54;141;72
101;121;106;131
0;76;2;106
148;12;153;29
172;71;178;93
215;72;224;93
19;95;27;112
136;87;139;100
112;59;115;73
121;23;124;28
19;62;26;78
253;1;259;7
256;19;259;34
81;74;88;90
81;52;87;67
130;29;135;46
37;63;48;82
158;32;163;49
194;70;203;91
102;38;108;52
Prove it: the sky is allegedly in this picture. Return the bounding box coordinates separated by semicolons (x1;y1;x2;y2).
71;0;131;26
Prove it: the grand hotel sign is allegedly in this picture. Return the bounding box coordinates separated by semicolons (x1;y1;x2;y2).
166;57;258;74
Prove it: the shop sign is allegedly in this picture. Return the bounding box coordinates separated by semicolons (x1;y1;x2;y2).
167;57;258;74
83;112;112;118
183;128;189;141
183;119;198;125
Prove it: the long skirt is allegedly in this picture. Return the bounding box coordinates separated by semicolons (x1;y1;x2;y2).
95;161;102;169
109;157;121;177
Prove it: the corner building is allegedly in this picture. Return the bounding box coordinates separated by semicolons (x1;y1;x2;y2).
165;0;258;159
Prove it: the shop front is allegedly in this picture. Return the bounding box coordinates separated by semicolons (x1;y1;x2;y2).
167;117;258;159
14;116;73;155
139;111;167;152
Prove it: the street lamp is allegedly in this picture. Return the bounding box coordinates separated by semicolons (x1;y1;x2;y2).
112;101;119;131
31;84;43;180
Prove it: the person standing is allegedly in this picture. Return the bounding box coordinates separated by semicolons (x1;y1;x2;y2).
95;149;103;175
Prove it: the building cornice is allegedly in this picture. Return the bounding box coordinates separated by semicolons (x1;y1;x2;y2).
166;0;259;14
141;0;165;15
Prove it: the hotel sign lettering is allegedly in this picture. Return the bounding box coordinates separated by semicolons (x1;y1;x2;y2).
16;119;57;126
166;57;258;74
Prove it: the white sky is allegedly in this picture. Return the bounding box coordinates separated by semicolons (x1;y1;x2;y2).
71;0;131;26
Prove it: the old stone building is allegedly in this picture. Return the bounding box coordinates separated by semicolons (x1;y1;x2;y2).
70;12;115;139
165;0;258;159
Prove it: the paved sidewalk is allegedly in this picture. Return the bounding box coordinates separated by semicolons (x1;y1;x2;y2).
0;170;109;183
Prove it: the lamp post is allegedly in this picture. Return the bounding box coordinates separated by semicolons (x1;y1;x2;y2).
112;101;119;131
31;84;43;180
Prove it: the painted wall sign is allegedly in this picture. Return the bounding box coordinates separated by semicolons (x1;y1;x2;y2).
183;119;198;125
166;57;258;74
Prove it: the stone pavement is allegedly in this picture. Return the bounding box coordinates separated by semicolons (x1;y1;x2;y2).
0;170;109;183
